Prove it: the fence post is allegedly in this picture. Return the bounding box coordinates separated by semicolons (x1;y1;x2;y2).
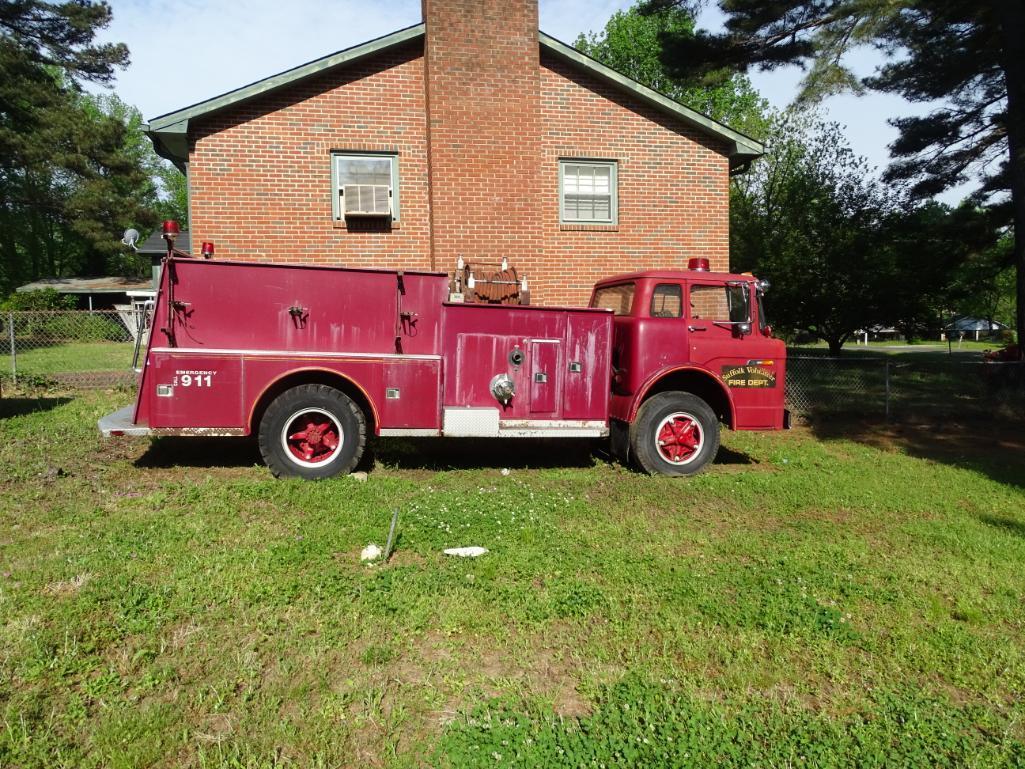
884;360;890;421
7;312;15;387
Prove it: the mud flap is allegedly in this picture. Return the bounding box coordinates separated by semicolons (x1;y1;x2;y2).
610;418;631;465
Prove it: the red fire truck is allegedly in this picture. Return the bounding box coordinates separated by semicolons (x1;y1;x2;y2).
100;224;787;478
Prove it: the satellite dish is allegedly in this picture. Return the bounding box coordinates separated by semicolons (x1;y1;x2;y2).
121;228;140;251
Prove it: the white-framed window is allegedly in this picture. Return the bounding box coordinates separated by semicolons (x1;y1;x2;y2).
560;159;618;224
331;152;400;222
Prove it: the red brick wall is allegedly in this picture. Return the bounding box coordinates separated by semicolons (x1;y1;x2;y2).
422;0;544;278
187;41;433;270
185;34;731;307
537;51;730;306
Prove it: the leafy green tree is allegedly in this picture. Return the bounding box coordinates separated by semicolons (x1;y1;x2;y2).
155;161;188;226
875;202;1004;341
946;234;1016;329
574;3;769;139
644;0;1025;354
731;111;897;353
69;92;160;275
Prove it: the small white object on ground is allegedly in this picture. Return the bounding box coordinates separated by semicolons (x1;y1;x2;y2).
361;543;383;562
351;471;369;482
443;546;489;558
500;468;510;476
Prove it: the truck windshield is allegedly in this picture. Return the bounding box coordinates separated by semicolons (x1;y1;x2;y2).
591;283;635;315
726;285;750;323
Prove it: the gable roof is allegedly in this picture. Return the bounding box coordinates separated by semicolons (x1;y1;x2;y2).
146;24;763;171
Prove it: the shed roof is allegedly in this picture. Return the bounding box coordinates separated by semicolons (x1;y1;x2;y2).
145;25;763;171
138;230;191;255
16;276;153;295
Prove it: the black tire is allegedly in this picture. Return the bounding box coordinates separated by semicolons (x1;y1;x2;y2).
629;391;720;476
258;384;366;480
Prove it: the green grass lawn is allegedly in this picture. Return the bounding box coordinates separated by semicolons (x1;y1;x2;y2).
2;342;136;390
2;392;1024;768
11;341;133;375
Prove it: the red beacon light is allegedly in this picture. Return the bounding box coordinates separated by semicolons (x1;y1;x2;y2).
161;220;180;243
688;257;710;271
201;241;215;259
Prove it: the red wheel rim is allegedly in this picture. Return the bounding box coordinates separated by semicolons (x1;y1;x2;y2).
280;408;343;467
654;412;703;465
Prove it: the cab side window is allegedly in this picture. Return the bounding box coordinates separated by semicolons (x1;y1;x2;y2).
650;284;682;318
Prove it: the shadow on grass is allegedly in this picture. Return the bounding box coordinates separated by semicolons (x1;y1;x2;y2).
809;418;1025;490
133;435;757;474
0;396;72;419
136;436;263;469
979;514;1025;538
715;446;756;466
368;437;601;471
369;438;756;472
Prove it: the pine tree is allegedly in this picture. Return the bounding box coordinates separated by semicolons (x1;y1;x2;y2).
0;1;155;293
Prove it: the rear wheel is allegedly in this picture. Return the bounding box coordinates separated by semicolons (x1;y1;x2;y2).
258;384;365;479
630;391;720;476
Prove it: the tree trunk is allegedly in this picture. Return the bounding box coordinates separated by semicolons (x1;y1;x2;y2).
997;0;1025;358
827;337;844;355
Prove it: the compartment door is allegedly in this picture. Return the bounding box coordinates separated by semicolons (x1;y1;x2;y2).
149;354;244;429
529;341;560;415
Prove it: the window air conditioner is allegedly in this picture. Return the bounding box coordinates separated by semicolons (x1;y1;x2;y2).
343;184;391;217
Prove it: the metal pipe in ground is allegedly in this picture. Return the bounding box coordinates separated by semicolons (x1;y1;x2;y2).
884;360;890;420
384;509;400;562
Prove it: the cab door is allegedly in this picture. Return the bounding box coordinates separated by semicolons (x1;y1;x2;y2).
686;281;781;428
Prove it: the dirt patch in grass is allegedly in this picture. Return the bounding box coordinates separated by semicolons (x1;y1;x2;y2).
42;572;91;596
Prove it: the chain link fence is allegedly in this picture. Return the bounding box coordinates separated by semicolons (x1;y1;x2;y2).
787;354;1025;422
1;309;145;390
2;313;1021;424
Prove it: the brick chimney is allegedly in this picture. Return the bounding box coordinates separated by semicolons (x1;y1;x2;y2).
422;0;543;275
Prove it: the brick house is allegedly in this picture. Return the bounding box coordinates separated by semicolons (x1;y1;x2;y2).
145;0;762;306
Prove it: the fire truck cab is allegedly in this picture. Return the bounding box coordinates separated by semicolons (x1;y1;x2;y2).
589;264;785;475
99;237;786;479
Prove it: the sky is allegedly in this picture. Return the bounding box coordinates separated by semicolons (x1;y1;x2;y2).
95;0;969;204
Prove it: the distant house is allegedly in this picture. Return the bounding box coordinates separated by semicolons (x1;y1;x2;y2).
945;316;1008;341
143;0;762;306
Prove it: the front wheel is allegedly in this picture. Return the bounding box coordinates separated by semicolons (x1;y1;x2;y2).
258;384;366;479
630;391;720;476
